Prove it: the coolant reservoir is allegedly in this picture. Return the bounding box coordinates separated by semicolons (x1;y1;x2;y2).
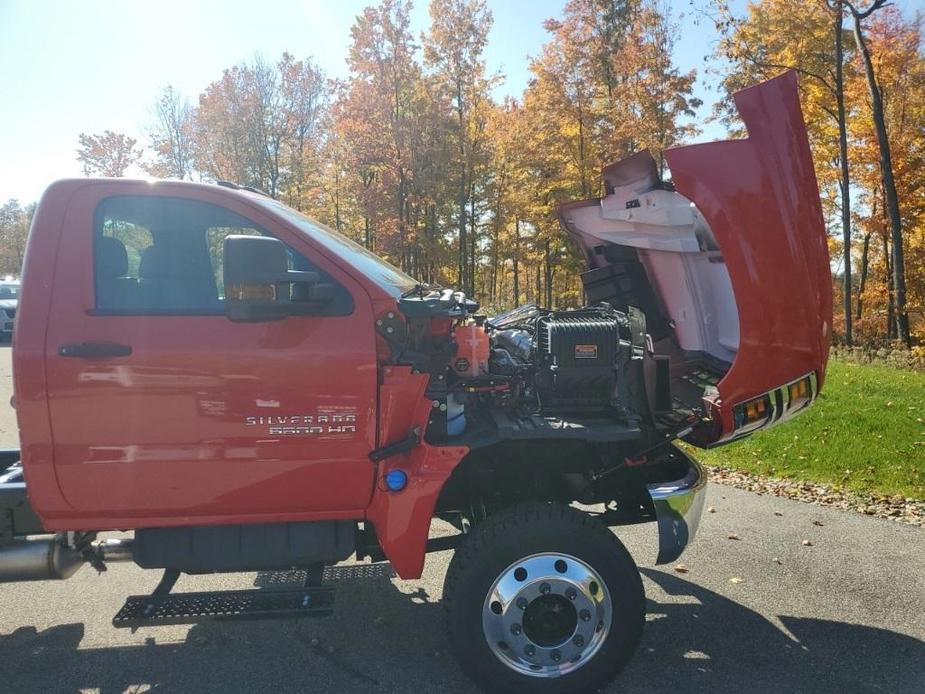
453;320;490;377
446;393;466;436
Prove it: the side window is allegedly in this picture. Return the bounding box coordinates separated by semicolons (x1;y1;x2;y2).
94;195;353;316
102;219;153;278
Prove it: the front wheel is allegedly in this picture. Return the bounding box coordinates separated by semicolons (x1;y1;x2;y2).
443;502;645;694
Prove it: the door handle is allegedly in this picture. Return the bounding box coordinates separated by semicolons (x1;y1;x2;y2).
59;342;133;358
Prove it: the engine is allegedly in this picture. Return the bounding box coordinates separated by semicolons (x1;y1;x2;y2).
485;304;633;416
389;288;650;441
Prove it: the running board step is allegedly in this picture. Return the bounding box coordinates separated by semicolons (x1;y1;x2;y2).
113;586;335;628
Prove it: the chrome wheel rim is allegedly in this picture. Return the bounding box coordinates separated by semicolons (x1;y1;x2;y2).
482;553;612;678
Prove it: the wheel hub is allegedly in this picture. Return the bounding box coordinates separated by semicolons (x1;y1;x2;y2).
522;594;578;647
482;553;612;678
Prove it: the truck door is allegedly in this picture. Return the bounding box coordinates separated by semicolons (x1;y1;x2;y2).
44;185;378;524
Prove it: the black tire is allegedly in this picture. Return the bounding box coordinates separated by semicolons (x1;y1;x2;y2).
443;502;645;694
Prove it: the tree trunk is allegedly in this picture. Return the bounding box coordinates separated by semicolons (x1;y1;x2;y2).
513;219;520;307
850;8;910;346
544;239;553;309
882;230;895;340
456;82;469;294
577;94;588;198
469;187;477;296
833;2;853;345
398;167;407;272
856;231;871;320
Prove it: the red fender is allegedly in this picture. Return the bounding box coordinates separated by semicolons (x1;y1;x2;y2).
366;366;469;579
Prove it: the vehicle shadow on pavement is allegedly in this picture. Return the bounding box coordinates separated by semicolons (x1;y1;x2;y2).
0;565;922;694
620;569;924;694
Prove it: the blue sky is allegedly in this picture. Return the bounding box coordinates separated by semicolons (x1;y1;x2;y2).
1;0;921;203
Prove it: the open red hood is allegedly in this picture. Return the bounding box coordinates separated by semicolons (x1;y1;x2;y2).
664;71;832;438
560;71;832;444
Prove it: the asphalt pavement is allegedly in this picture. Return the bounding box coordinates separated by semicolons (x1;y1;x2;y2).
0;344;922;694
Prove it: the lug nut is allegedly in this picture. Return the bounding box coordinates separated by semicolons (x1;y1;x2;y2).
573;634;585;647
510;623;522;636
551;650;562;662
516;597;528;610
525;644;535;657
580;609;591;622
540;582;551;595
565;587;577;600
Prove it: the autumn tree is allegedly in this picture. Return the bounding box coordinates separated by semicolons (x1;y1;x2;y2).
76;130;142;177
506;0;698;309
848;6;925;343
846;0;911;346
144;85;195;180
828;0;855;345
194;54;328;199
279;53;329;209
424;0;494;295
0;200;32;275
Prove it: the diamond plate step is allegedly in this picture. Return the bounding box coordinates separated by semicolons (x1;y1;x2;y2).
113;586;335;628
253;562;395;588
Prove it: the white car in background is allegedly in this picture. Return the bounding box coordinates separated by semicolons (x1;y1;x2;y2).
0;280;20;339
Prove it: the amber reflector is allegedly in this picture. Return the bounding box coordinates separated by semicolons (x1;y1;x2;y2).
227;283;276;301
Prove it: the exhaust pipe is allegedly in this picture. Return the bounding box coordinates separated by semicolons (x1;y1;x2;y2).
0;534;85;582
0;535;136;582
94;538;134;562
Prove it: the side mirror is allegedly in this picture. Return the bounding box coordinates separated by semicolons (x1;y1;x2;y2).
223;235;333;322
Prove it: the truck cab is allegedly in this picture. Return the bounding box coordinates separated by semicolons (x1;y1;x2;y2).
1;72;831;694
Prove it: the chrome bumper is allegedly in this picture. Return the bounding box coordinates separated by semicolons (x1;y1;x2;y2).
647;450;707;564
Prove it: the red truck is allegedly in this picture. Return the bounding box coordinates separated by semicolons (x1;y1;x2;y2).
0;72;830;693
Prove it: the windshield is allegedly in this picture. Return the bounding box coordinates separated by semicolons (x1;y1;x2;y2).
0;285;19;299
258;198;419;297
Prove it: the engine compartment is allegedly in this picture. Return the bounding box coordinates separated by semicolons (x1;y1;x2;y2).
381;288;702;455
480;305;635;418
380;151;746;452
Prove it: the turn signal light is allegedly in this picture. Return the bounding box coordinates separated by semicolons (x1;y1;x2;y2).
734;394;772;428
227;283;276;301
787;376;812;410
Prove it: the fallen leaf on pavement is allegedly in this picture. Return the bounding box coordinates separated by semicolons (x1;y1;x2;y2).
674;563;689;573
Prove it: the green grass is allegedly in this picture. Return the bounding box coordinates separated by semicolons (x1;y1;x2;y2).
692;360;925;500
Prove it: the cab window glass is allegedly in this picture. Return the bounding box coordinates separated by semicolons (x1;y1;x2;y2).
94;196;352;315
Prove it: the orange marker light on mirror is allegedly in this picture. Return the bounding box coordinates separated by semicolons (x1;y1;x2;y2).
227;283;276;301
